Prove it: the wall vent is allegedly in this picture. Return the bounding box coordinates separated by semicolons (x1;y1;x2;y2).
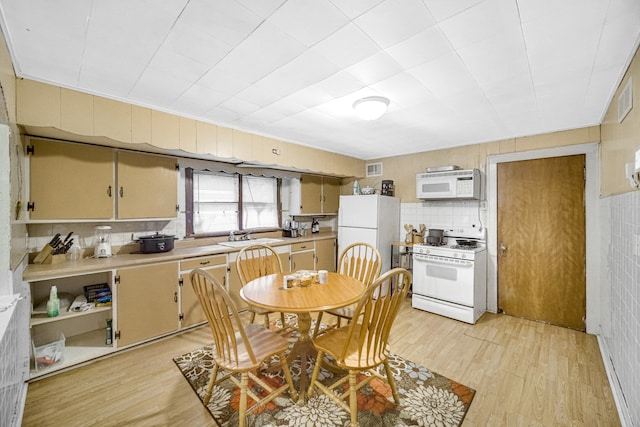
618;77;633;123
366;162;383;177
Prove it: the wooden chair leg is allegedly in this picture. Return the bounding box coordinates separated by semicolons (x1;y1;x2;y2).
239;373;248;427
336;317;342;328
249;311;256;324
280;312;286;328
263;313;270;328
281;358;298;402
383;360;400;404
307;350;325;396
348;371;359;427
312;312;324;338
203;363;218;405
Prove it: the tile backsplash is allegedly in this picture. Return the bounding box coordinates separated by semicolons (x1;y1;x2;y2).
603;190;640;425
400;200;487;236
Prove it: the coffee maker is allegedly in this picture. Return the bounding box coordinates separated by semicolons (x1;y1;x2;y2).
94;225;112;258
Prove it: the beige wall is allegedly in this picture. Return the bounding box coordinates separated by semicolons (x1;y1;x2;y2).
358;126;601;202
601;44;640;197
0;29;28;270
14;79;364;178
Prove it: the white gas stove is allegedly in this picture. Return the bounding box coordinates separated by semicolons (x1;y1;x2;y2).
412;226;487;324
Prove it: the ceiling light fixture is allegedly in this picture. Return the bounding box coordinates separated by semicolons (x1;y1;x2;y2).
353;96;390;121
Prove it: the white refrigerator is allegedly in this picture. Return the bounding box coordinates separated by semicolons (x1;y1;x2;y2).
338;195;400;273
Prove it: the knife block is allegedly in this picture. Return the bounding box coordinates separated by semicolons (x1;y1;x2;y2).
32;244;53;264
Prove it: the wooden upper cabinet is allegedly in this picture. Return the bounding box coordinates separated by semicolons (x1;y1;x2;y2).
28;138;114;220
300;175;323;214
116;151;178;219
322;177;341;214
297;175;341;215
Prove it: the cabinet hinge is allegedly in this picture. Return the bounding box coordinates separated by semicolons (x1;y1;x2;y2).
179;313;184;321
175;163;179;170
178;277;184;286
176;204;180;212
27;202;35;212
114;275;120;284
115;331;121;340
26;145;34;155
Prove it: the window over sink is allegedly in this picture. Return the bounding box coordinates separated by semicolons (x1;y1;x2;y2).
185;168;280;237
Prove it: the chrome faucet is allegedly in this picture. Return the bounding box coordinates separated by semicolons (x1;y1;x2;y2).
229;230;252;241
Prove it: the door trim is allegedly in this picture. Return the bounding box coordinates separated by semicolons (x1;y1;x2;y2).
487;142;600;333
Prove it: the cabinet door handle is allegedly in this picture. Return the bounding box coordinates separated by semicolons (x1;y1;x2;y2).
107;185;112;197
174;292;178;303
199;261;210;265
500;242;508;257
119;186;124;198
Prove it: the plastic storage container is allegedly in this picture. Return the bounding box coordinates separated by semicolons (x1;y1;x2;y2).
32;331;65;372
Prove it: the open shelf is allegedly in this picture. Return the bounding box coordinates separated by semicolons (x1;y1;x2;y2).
30;328;114;378
30;305;112;326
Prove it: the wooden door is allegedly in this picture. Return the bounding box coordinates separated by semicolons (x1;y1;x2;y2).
291;251;315;271
300;175;322;214
322;177;341;213
28;138;114;219
497;155;586;330
116;262;179;347
116;151;177;219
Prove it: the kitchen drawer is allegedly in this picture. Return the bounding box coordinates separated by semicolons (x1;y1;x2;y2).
291;242;313;252
180;254;226;271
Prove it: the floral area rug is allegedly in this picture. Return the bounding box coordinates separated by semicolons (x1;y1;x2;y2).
173;321;475;426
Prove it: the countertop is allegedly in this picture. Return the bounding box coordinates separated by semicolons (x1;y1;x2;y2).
23;232;337;281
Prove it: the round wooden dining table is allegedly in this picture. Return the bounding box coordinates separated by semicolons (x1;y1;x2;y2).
240;272;366;401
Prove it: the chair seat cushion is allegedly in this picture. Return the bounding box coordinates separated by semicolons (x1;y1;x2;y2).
313;324;388;369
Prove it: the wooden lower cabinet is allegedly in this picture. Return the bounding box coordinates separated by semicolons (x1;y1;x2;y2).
291;242;315;271
228;251;288;310
179;255;226;328
115;262;179;347
315;238;336;272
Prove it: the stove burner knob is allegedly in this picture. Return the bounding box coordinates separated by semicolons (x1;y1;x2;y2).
461;253;466;259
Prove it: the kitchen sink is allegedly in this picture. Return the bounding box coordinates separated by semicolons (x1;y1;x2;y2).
217;238;284;248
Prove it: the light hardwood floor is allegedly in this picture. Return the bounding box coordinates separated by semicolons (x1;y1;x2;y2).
22;300;621;426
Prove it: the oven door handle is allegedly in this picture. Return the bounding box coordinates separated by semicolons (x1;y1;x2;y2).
417;258;474;268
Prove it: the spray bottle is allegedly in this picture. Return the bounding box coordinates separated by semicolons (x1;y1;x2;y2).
47;285;59;317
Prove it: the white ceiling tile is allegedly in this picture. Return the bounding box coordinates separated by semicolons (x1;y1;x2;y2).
329;0;385;19
269;0;348;46
457;35;530;89
438;0;522;50
0;0;637;159
385;26;453;69
173;84;229;115
345;52;404;85
407;52;477;98
256;50;341;97
354;0;436;48
233;0;286;19
311;23;380;68
212;22;307;84
423;0;484;22
314;71;367;98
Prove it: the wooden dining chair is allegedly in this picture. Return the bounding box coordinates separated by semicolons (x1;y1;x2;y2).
312;242;381;337
307;268;412;427
189;269;298;427
236;244;288;329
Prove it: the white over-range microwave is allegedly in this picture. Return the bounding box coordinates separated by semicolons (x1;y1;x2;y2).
416;168;481;200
